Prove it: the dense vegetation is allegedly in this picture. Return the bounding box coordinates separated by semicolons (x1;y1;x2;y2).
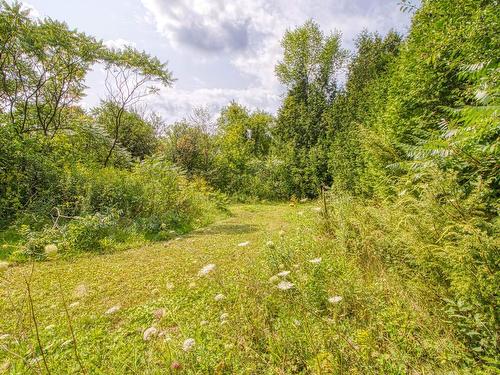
0;0;498;372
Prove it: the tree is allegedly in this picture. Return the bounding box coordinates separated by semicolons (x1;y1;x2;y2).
94;103;158;161
0;1;102;137
274;20;346;196
101;47;174;166
161;107;215;177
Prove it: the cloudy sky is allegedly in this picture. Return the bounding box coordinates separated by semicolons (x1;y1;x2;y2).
23;0;414;123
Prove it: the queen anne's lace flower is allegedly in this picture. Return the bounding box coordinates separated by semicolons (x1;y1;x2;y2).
182;338;195;352
198;264;216;276
277;281;294;290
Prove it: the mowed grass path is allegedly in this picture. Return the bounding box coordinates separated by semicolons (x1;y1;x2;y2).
0;203;467;374
0;204;307;373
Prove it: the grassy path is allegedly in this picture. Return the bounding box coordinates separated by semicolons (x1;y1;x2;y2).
0;203;468;373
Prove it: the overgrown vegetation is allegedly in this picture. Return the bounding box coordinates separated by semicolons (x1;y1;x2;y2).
0;0;498;372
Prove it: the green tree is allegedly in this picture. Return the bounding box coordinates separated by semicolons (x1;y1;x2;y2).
274;20;346;197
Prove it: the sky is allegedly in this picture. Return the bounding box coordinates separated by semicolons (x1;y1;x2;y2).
22;0;415;124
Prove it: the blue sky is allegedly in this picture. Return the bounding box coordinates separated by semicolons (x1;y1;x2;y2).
22;0;414;123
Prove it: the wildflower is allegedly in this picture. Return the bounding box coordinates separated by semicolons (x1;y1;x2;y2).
182;338;195;352
277;270;290;277
143;327;158;341
309;257;322;264
73;284;88;298
277;281;294;290
0;261;9;272
105;305;120;315
171;361;182;370
328;296;343;304
44;244;58;257
238;241;250;247
198;263;216;276
214;293;225;301
153;308;166;320
293;319;301;326
266;240;275;249
269;275;279;283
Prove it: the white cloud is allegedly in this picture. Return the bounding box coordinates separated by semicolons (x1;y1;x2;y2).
104;38;137;50
20;1;41;19
147;85;280;124
139;0;413;122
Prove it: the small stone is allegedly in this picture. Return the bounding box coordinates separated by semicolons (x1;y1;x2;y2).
44;244;58;257
0;261;9;272
238;241;250;247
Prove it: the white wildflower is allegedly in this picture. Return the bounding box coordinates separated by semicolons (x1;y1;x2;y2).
44;244;58;257
197;263;216;277
143;327;158;341
266;240;275;248
237;241;250;247
182;338;195;352
328;296;343;304
277;281;294;290
293;319;301;326
73;284;88;298
309;257;322;264
105;305;120;315
214;293;225;302
277;271;290;277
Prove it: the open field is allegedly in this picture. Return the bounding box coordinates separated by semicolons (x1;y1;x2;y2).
0;203;470;374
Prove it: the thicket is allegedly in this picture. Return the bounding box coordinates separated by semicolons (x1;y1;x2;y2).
0;1;224;259
160;0;499;365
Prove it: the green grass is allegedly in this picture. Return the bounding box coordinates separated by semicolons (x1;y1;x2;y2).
0;203;472;373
